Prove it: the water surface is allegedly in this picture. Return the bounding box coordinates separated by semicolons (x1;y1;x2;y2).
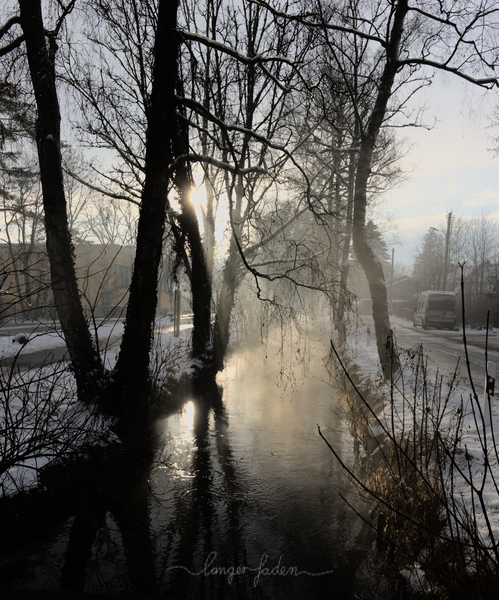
153;340;373;599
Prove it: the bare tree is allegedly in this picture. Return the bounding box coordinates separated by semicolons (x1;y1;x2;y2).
0;159;49;320
1;0;183;406
288;20;404;346
15;0;104;400
184;0;310;371
81;196;138;246
414;213;499;325
67;0;322;375
257;0;499;376
464;215;498;306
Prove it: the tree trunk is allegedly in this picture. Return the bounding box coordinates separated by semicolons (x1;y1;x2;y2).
352;0;408;377
189;223;213;364
19;0;102;400
336;146;357;346
210;180;249;373
113;0;180;406
212;238;240;373
175;178;213;365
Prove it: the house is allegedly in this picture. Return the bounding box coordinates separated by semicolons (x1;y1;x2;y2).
0;243;173;322
390;275;418;320
353;271;418;321
462;261;499;327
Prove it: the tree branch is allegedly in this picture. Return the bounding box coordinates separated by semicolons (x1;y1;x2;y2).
398;58;498;88
178;95;311;187
182;30;295;68
172;153;269;176
0;15;21;39
65;169;141;206
248;0;386;47
0;27;24;57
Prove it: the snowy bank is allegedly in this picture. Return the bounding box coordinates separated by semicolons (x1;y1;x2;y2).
344;315;499;593
0;317;192;496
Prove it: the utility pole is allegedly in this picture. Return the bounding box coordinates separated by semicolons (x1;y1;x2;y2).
442;212;452;291
390;247;394;313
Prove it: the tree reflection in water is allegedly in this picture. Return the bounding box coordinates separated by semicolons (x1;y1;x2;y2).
166;383;250;599
58;417;160;596
153;348;374;599
3;347;374;598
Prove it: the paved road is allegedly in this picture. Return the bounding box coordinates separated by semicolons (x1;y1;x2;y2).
389;318;499;393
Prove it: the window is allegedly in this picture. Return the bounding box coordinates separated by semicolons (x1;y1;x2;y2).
101;291;112;307
115;264;132;289
429;298;455;311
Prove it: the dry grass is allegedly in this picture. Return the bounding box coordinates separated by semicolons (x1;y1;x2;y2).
326;340;499;599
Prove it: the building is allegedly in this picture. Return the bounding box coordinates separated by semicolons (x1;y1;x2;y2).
390;275;418;320
0;243;173;322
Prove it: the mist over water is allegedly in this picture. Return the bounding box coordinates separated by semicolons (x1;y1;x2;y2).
153;339;374;599
8;336;374;598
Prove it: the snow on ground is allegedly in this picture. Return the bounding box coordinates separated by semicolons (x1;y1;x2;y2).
349;315;499;555
0;316;192;496
0;320;126;359
2;312;499;553
0;329;66;358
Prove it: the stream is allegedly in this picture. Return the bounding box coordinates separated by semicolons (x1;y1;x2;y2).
8;336;375;598
152;340;374;598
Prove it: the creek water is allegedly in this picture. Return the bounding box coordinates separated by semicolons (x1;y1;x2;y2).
8;336;375;598
152;339;374;599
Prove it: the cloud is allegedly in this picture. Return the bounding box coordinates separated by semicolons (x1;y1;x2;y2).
386;194;426;210
378;78;499;265
392;213;446;235
463;188;499;207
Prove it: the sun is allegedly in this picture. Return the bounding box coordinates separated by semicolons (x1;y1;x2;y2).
191;186;208;220
190;185;231;246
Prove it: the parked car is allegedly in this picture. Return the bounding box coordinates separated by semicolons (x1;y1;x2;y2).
413;290;457;330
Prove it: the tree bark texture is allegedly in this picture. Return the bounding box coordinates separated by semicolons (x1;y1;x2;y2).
175;175;213;365
211;181;247;373
187;212;213;363
19;0;102;399
351;0;408;377
212;238;241;373
114;0;180;403
173;60;213;367
336;146;357;347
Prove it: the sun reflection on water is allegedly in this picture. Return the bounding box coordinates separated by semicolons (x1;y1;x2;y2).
181;400;195;430
158;400;196;481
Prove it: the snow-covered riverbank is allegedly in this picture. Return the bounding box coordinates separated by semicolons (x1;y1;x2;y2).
3;312;499;577
0;317;192;495
346;316;499;590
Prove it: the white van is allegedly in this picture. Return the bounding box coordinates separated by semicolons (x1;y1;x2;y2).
413;290;457;330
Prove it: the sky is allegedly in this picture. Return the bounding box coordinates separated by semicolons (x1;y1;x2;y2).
379;74;499;268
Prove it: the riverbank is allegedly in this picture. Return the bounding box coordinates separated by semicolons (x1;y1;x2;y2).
0;327;375;598
336;317;499;598
4;311;498;597
0;316;193;496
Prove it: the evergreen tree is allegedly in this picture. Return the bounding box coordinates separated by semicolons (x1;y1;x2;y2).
412;228;445;292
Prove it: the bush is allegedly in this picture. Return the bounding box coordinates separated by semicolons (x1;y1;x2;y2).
323;338;499;599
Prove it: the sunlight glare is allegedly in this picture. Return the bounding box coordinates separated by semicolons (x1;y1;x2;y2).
191;185;231;249
181;400;195;430
191;185;207;223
